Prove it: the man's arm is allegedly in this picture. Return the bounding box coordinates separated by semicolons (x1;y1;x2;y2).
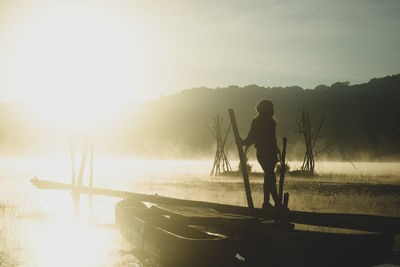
241;121;255;147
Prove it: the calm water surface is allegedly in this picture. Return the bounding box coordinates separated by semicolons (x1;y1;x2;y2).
0;157;399;266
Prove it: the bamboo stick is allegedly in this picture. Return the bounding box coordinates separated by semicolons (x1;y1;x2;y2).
221;124;232;172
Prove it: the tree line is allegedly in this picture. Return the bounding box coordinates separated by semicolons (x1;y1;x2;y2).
0;74;399;160
123;74;400;160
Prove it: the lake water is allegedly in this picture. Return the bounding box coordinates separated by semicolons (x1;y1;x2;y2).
0;157;399;266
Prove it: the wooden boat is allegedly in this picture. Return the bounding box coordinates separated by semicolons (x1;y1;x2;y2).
30;178;399;266
115;200;238;266
116;198;395;267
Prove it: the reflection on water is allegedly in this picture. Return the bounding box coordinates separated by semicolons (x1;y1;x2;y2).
0;157;399;266
0;180;135;266
9;220;127;267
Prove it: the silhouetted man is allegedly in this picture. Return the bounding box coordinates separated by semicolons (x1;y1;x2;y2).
241;100;281;209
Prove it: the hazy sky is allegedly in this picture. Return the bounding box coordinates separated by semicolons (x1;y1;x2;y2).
0;0;399;103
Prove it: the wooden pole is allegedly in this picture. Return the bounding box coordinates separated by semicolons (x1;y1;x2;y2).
74;138;90;214
208;120;221;175
278;137;287;204
301;111;308;170
89;143;93;209
69;140;79;215
216;116;222;174
221;124;232;172
69;141;76;185
228;108;254;210
210;147;219;175
77;140;90;186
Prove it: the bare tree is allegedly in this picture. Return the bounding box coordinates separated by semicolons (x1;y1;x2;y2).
297;111;324;173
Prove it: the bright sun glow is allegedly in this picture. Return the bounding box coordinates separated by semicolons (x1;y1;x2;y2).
4;1;169;129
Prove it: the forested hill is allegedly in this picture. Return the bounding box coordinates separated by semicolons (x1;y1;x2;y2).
124;74;400;160
0;74;399;160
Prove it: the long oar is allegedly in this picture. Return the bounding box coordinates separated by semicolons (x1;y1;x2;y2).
228;108;254;210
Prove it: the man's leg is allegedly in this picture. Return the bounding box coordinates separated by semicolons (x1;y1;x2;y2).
266;162;280;206
263;173;271;207
257;152;276;208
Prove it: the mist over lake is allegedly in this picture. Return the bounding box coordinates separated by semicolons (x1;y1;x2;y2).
1;0;400;265
0;158;399;266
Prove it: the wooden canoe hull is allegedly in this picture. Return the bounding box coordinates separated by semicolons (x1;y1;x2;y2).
116;199;394;267
115;200;238;266
198;220;393;266
31;178;400;235
238;226;394;267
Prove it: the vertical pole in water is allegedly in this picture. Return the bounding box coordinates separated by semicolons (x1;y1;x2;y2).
278;137;287;205
77;139;90;187
69;139;80;215
89;143;93;209
70;141;76;185
228;109;254;210
75;138;90;216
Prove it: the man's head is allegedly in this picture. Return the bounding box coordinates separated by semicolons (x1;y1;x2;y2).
256;99;274;117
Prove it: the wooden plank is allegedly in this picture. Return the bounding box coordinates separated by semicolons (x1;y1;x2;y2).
30;178;400;234
30;177;255;215
228;108;254;210
152;204;259;225
288;211;400;235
